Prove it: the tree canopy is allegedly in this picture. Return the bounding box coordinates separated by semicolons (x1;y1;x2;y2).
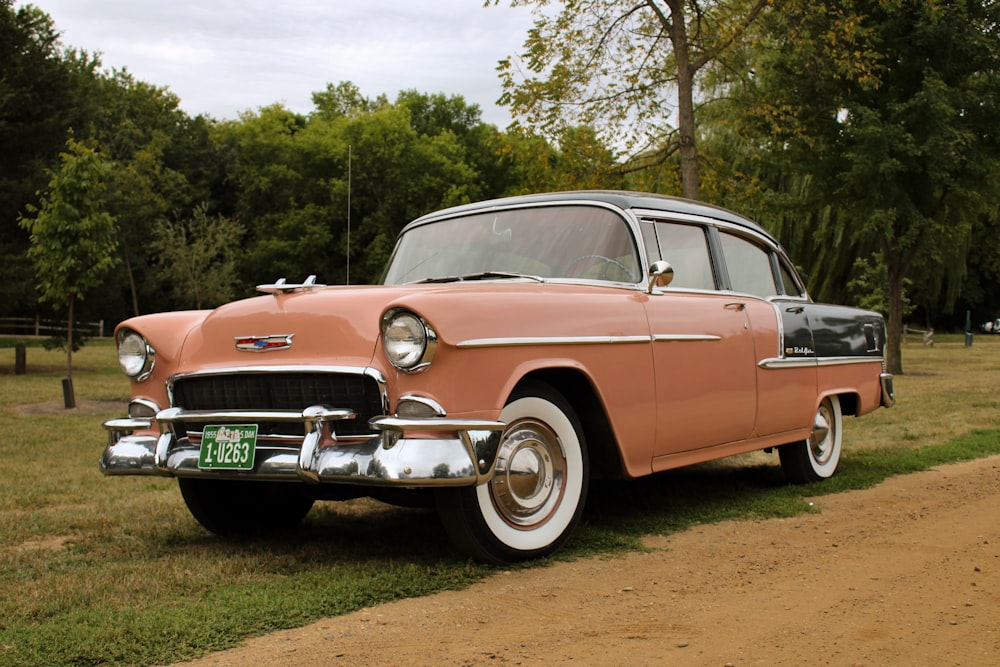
493;0;773;199
731;0;1000;373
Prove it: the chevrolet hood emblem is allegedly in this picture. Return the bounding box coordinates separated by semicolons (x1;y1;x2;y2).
235;334;294;352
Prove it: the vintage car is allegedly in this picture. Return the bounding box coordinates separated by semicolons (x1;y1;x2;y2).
101;191;894;563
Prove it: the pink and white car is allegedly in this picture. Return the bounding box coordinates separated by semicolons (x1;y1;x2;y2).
101;191;894;563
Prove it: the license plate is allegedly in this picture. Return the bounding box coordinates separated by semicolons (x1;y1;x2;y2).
198;424;257;470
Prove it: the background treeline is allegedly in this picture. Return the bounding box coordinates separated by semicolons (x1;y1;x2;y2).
3;0;999;347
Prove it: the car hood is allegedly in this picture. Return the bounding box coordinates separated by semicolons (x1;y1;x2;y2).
175;285;409;371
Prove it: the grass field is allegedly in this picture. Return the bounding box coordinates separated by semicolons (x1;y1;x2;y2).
1;335;999;666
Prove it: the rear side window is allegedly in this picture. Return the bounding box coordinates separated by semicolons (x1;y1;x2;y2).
720;232;777;297
778;260;804;297
650;221;715;290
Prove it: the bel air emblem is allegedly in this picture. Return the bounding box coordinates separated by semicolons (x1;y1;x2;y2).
235;334;294;352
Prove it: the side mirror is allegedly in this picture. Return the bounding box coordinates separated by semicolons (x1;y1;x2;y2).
647;260;674;293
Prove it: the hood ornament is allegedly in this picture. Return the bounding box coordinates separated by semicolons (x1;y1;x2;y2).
256;275;325;295
235;334;294;352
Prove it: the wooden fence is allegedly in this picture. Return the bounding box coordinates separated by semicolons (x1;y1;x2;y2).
902;325;934;346
0;316;106;338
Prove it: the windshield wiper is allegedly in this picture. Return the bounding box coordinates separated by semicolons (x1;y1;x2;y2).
414;271;544;284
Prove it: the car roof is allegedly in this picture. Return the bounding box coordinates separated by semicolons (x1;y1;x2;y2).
408;190;773;241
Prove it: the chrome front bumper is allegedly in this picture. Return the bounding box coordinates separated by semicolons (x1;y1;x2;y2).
100;405;505;487
880;372;895;408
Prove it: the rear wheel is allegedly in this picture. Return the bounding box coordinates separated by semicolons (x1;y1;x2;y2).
436;382;589;564
779;395;843;484
178;478;314;536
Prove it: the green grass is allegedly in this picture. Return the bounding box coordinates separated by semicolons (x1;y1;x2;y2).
1;335;999;666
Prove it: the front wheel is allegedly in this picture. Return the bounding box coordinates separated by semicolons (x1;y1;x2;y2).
436;382;589;564
779;394;843;484
178;478;314;536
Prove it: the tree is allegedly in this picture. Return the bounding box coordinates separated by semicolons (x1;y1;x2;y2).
18;138;119;407
85;68;219;319
0;1;102;316
739;0;1000;374
495;125;625;193
150;204;243;309
492;0;772;199
218;93;486;287
311;81;381;119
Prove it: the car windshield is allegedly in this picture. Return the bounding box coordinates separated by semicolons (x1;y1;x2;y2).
382;205;641;285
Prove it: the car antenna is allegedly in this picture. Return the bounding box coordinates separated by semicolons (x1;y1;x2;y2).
346;144;351;286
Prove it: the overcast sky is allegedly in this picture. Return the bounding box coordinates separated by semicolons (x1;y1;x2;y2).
22;0;536;127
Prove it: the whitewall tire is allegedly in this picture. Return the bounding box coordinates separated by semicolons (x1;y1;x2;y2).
436;382;589;563
779;394;843;484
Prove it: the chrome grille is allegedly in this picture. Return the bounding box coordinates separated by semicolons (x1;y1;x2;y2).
170;371;383;437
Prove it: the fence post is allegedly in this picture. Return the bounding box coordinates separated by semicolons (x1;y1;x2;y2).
62;378;75;409
15;344;26;375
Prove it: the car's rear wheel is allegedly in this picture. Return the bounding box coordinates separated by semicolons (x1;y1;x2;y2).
779;394;843;484
436;382;589;564
178;478;314;536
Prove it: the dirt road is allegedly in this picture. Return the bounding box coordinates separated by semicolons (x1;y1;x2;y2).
180;455;1000;666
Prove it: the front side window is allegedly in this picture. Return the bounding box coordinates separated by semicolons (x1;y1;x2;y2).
719;232;777;298
650;221;715;290
382;205;641;284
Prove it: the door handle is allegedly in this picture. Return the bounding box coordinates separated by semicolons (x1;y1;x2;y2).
786;306;805;314
724;303;746;311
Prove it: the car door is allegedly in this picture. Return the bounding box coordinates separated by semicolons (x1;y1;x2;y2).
641;220;758;457
716;230;818;437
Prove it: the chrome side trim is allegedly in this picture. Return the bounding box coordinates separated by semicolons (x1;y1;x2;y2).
817;356;886;367
652;334;721;342
456;335;650;349
759;356;885;370
758;357;818;370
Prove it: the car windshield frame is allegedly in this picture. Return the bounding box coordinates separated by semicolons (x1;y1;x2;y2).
382;204;643;285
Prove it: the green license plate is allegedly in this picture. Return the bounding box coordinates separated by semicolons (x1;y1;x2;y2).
198;424;257;470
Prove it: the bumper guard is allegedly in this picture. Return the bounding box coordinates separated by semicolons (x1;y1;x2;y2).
101;406;505;487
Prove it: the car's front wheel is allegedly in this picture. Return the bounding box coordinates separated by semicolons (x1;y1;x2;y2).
178;478;314;536
779;394;843;484
436;382;589;564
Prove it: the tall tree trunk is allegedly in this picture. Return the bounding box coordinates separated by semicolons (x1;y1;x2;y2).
885;258;904;376
664;0;701;200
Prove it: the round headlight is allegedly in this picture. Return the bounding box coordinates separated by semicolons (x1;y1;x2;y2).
117;330;155;380
382;310;436;371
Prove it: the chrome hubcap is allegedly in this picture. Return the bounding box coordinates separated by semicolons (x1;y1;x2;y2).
809;400;834;465
490;419;566;527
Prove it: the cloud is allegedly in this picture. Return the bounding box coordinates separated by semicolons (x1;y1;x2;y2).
25;0;534;126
